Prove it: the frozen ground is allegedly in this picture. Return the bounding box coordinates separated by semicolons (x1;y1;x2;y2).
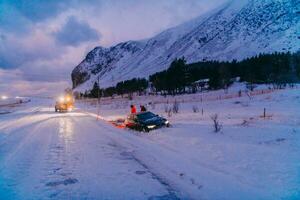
0;86;300;200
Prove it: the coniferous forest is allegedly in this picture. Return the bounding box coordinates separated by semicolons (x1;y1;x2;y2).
82;51;300;98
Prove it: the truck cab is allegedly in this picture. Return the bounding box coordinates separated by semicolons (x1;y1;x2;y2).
55;94;74;112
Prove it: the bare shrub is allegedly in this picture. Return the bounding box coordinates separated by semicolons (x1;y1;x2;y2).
241;120;249;126
167;108;172;117
238;90;242;97
164;104;172;117
289;83;295;88
192;105;199;113
128;93;133;100
164;104;170;113
211;114;222;133
172;100;180;114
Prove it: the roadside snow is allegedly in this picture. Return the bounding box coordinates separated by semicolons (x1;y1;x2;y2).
0;86;299;199
77;86;300;199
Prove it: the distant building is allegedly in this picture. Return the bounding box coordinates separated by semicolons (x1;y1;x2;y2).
230;77;241;83
192;79;209;92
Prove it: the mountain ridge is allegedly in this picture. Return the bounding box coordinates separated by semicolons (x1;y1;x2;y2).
72;0;300;91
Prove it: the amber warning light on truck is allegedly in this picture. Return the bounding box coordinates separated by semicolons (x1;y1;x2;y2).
55;94;74;112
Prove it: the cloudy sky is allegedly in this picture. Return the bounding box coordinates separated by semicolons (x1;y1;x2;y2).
0;0;227;96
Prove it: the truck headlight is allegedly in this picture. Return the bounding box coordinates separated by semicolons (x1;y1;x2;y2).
59;96;65;103
165;120;169;125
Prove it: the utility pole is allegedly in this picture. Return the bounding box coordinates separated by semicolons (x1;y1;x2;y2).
97;76;100;120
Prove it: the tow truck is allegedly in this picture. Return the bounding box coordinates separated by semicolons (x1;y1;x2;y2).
55;94;74;112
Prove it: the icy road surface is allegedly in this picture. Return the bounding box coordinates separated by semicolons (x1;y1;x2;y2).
0;89;300;200
0;106;177;199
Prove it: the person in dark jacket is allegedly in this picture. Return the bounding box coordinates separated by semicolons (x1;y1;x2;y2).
140;105;147;112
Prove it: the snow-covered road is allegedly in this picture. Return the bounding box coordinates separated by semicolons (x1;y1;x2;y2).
0;106;178;199
0;88;300;200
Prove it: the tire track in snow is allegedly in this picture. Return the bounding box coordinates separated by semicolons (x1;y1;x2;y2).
88;112;261;199
1;109;181;199
85;119;183;200
120;150;181;200
39;116;85;200
77;109;183;198
0;117;54;199
72;114;180;199
0;106;44;132
0;111;85;199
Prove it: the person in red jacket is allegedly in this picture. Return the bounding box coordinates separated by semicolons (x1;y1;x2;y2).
130;105;137;114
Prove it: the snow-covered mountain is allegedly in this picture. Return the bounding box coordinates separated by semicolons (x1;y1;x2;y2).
72;0;300;91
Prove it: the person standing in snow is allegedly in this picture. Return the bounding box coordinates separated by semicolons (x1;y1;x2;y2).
130;105;137;114
140;105;147;112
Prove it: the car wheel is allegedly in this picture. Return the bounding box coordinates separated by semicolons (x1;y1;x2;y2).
136;126;142;132
143;127;149;132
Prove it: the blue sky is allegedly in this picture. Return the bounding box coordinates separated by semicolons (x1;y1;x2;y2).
0;0;227;96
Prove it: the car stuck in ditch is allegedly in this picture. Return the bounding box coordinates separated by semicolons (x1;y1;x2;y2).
125;111;170;132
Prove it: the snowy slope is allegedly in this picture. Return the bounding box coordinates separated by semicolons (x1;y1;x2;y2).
72;0;300;91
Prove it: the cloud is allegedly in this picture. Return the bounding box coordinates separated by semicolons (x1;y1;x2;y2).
54;16;100;47
0;0;228;96
1;0;71;22
77;0;228;46
0;3;32;34
0;29;64;69
0;69;68;97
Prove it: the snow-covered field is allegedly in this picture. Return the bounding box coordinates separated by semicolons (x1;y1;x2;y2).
0;97;30;115
0;86;299;200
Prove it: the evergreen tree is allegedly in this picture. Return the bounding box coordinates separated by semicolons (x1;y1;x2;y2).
87;52;299;97
90;82;100;98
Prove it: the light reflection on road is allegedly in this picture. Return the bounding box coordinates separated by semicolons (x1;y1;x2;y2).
59;117;74;147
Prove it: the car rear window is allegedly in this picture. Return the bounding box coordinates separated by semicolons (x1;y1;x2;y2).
137;112;156;120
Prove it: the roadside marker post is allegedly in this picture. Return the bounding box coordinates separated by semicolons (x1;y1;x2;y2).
97;76;100;120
